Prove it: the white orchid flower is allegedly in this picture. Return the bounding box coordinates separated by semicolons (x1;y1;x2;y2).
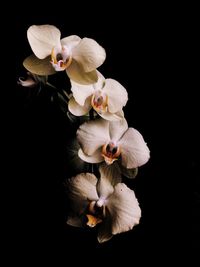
77;118;150;168
67;165;141;243
25;25;106;84
68;71;128;121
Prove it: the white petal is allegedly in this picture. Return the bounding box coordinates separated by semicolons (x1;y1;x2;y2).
68;97;91;116
70;70;105;106
27;25;61;59
97;162;121;200
70;80;94;106
119;128;150;168
77;119;110;156
99;110;124;121
68;173;99;203
109;119;128;143
61;35;81;51
96;177;114;201
66;60;98;85
103;79;128;113
72;38;106;72
93;70;105;90
78;148;104;164
23;54;56;76
107;183;141;235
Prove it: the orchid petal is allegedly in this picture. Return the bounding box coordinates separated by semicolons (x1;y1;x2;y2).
103;79;128;113
27;25;61;59
109;119;128;143
96;162;121;200
70;81;94;106
70;70;104;106
23;54;56;76
78;148;103;164
72;38;106;72
68;97;91;116
107;183;141;235
97;215;113;243
68;173;99;203
99;110;124;121
66;60;98;85
119;128;150;168
96;177;114;201
77;119;110;156
93;70;105;89
99;162;122;186
61;35;81;51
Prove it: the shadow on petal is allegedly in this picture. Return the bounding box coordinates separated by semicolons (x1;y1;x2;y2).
23;54;56;76
97;209;113;243
66;59;98;85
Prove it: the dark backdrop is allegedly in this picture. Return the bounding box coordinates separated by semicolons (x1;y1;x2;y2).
13;7;198;264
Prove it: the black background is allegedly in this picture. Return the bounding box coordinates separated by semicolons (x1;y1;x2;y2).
13;5;198;264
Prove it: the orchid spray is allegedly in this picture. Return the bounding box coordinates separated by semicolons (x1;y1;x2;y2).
18;24;150;243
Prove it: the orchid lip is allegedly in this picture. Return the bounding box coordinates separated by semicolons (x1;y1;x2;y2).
86;200;104;228
50;46;72;71
86;214;102;228
91;90;108;113
101;142;121;165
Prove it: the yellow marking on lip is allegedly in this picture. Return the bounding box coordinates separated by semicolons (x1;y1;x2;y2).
102;155;118;165
86;214;102;228
64;55;72;69
91;92;108;113
51;48;72;70
51;48;57;64
101;143;121;165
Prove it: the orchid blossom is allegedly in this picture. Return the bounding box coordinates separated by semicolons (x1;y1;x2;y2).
77;118;150;169
67;165;141;243
18;24;151;245
25;25;106;84
68;72;128;121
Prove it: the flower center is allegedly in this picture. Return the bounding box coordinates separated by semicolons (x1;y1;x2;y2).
91;90;108;113
101;142;121;165
86;201;104;228
50;45;72;71
86;214;102;228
